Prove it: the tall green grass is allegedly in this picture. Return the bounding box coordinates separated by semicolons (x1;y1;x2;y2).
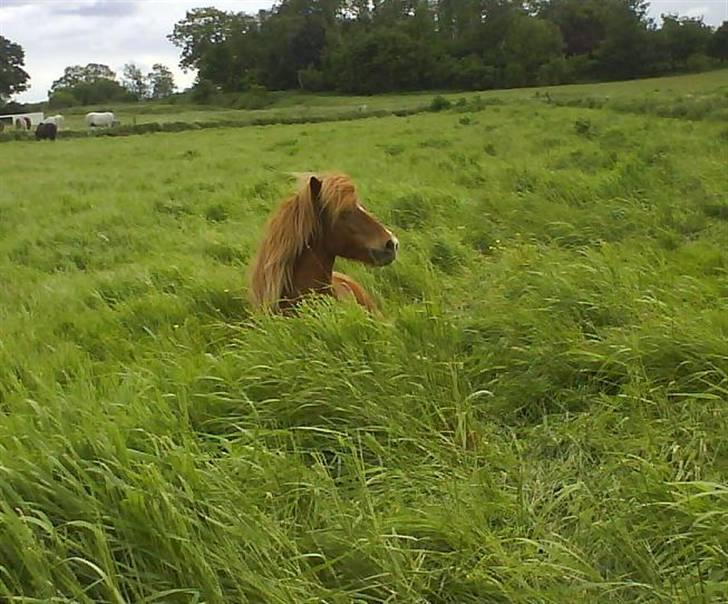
0;77;727;602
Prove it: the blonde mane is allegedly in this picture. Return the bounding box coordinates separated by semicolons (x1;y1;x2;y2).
248;172;359;311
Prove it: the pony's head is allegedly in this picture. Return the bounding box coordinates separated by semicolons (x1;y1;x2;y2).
309;173;398;266
248;172;398;310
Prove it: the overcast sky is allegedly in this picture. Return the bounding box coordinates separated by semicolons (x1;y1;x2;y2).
2;0;727;103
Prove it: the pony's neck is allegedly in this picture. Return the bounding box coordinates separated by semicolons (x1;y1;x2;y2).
284;239;335;306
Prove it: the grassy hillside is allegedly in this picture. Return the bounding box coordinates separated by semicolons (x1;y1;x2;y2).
0;72;727;602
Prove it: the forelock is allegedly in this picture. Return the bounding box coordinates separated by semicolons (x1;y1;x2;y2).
321;173;358;215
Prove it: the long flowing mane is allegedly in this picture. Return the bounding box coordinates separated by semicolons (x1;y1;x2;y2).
248;172;358;311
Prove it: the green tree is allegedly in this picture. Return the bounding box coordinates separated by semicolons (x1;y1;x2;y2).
255;0;345;89
48;89;77;109
191;78;219;103
328;26;431;93
465;0;521;65
122;62;149;100
0;35;30;102
659;15;713;69
147;64;176;99
168;8;263;91
260;9;329;89
50;63;117;93
164;0;716;96
709;21;728;61
503;15;563;85
593;0;654;79
536;0;650;55
168;8;232;71
61;79;132;105
48;63;133;107
534;0;607;56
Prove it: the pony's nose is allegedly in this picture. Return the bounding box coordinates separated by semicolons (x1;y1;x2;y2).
370;236;398;266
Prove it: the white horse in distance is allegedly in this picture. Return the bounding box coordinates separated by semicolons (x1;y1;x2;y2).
85;112;118;128
43;114;64;130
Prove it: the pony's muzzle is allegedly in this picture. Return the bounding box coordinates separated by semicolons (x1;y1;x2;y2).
370;236;399;266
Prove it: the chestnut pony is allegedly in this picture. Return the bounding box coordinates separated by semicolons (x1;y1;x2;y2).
248;173;398;313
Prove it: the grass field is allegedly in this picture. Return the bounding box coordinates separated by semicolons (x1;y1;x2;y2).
37;68;728;132
1;70;727;602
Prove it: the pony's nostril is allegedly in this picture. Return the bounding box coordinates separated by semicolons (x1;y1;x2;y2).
370;237;398;266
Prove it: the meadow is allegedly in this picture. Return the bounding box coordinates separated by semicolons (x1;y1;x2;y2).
0;70;727;602
12;68;728;135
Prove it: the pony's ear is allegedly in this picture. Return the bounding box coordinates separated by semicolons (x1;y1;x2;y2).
309;176;322;202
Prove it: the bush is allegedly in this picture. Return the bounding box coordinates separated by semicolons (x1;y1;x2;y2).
564;55;598;81
1;104;435;144
574;118;596;137
465;95;505;112
429;95;452;112
298;67;326;92
685;53;716;73
0;130;32;142
205;204;229;222
162;121;194;133
234;85;274;110
48;90;79;108
503;63;528;88
538;57;575;86
50;80;133;107
191;79;220;104
447;56;497;90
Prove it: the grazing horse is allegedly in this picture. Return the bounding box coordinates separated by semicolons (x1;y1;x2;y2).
85;111;117;128
35;122;57;141
248;172;398;314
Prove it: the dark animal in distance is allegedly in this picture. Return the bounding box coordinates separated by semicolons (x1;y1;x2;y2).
35;122;57;141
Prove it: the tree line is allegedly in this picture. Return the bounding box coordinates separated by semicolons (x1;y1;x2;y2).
170;0;728;95
46;63;176;107
2;1;728;110
0;36;176;110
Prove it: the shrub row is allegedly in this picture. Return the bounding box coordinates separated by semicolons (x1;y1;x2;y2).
0;105;438;144
543;91;728;121
0;95;514;144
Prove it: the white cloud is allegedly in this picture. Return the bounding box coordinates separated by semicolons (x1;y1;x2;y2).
648;0;727;24
683;5;711;19
51;1;139;17
1;0;271;102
